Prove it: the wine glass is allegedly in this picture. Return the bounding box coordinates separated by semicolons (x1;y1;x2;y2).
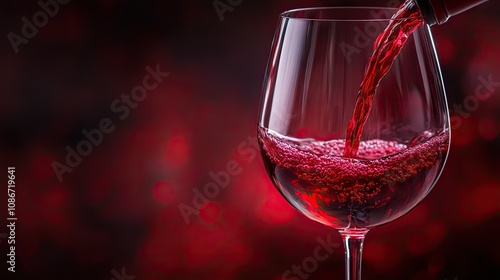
257;6;450;280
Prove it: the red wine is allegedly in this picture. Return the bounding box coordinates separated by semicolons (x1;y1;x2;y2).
343;1;424;158
258;127;449;229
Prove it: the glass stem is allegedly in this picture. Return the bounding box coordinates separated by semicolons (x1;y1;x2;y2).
339;229;368;280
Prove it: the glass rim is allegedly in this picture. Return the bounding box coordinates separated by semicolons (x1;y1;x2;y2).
280;6;422;22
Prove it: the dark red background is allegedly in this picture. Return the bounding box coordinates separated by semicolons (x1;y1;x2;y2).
0;0;499;279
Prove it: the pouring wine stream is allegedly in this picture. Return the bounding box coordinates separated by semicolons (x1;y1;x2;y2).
343;0;423;158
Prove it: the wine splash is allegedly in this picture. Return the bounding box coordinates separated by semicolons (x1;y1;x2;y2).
343;0;424;158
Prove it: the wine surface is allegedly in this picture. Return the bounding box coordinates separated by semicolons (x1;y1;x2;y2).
259;127;449;229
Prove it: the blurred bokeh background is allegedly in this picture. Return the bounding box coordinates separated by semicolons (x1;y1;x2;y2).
0;0;499;279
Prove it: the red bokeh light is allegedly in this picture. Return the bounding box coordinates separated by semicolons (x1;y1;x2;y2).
152;181;177;204
163;131;190;168
459;182;500;223
427;221;447;243
199;202;221;223
478;117;499;140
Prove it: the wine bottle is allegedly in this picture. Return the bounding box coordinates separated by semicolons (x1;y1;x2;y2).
414;0;489;25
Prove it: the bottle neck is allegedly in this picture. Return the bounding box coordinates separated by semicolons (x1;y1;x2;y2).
415;0;489;25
